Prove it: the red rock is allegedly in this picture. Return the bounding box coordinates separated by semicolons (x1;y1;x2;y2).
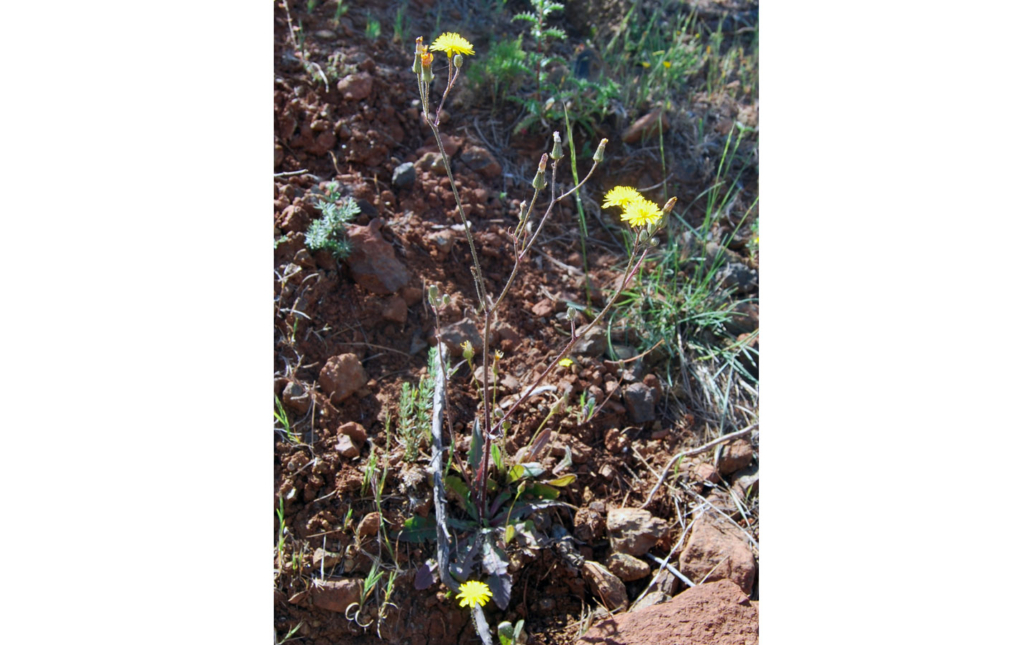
679;507;756;594
607;507;669;556
400;286;423;306
606;553;650;582
461;146;501;178
319;354;368;404
717;438;755;475
381;295;407;323
356;512;381;537
576;579;757;645
345;218;410;294
310;578;362;613
531;298;554;317
338;421;368;444
621;109;672;144
335;434;359;457
337;72;373;101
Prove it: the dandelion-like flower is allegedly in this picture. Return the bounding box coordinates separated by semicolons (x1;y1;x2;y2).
621;198;663;228
601;186;644;209
431;32;475;58
456;580;493;608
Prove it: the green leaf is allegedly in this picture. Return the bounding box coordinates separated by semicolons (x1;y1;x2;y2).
507;463;525;483
491;443;505;475
397;515;436;543
445;475;470;500
546;474;577;487
528;483;560;499
469;419;484;473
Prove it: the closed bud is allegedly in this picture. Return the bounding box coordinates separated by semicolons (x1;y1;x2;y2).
427;283;439;305
518;200;528;221
550;131;563;160
461;340;475;361
593;138;608;164
661;196;677;214
532;154;547;191
453;53;463;68
441;293;451;306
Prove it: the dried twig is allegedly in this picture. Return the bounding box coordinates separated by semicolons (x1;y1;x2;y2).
641;424;757;508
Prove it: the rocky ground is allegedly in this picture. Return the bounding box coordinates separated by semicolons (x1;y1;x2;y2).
274;1;759;643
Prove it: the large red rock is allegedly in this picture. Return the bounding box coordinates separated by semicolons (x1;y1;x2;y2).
345;218;409;294
679;507;756;595
575;579;758;645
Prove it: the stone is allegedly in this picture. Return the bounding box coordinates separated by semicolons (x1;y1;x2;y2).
400;286;423;306
679;508;756;595
416;151;449;176
574;505;605;543
716;262;758;295
693;462;722;484
418;134;460;157
281;381;310;413
572;324;607;356
310;578;362;613
531;298;554;317
428;229;454;254
345;218;409;294
337;421;368;444
575;579;757;645
726;301;759;336
634;591;670;611
621;109;672;144
731;464;759;499
392;162;416;188
717;438;755;475
356;512;381;537
623;382;656;424
438;318;483;357
582;560;629;611
319;353;368;404
337;72;373;101
461;146;501;178
606;553;651;582
312;548;341;569
381;295;408;323
334;434;359;458
607;507;670;556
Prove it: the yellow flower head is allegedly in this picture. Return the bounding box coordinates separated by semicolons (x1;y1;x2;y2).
456;580;493;608
621;198;663;228
558;358;574;368
601;186;644;209
494;350;503;361
431;32;475;58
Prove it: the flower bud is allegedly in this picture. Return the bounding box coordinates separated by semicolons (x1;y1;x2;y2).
592;138;608;164
518;200;528;221
453;53;463;68
441;293;451;307
532;154;547;191
427;283;439;305
413;37;424;75
661;196;677;214
461;340;475;361
550;131;563;160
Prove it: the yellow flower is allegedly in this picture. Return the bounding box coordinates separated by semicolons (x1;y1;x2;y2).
431;32;475;58
456;580;493;608
558;358;574;368
494;350;503;361
461;340;474;361
601;186;644;209
663;61;672;69
621;198;663;228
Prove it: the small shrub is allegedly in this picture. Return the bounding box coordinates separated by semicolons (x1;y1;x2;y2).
304;181;358;259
